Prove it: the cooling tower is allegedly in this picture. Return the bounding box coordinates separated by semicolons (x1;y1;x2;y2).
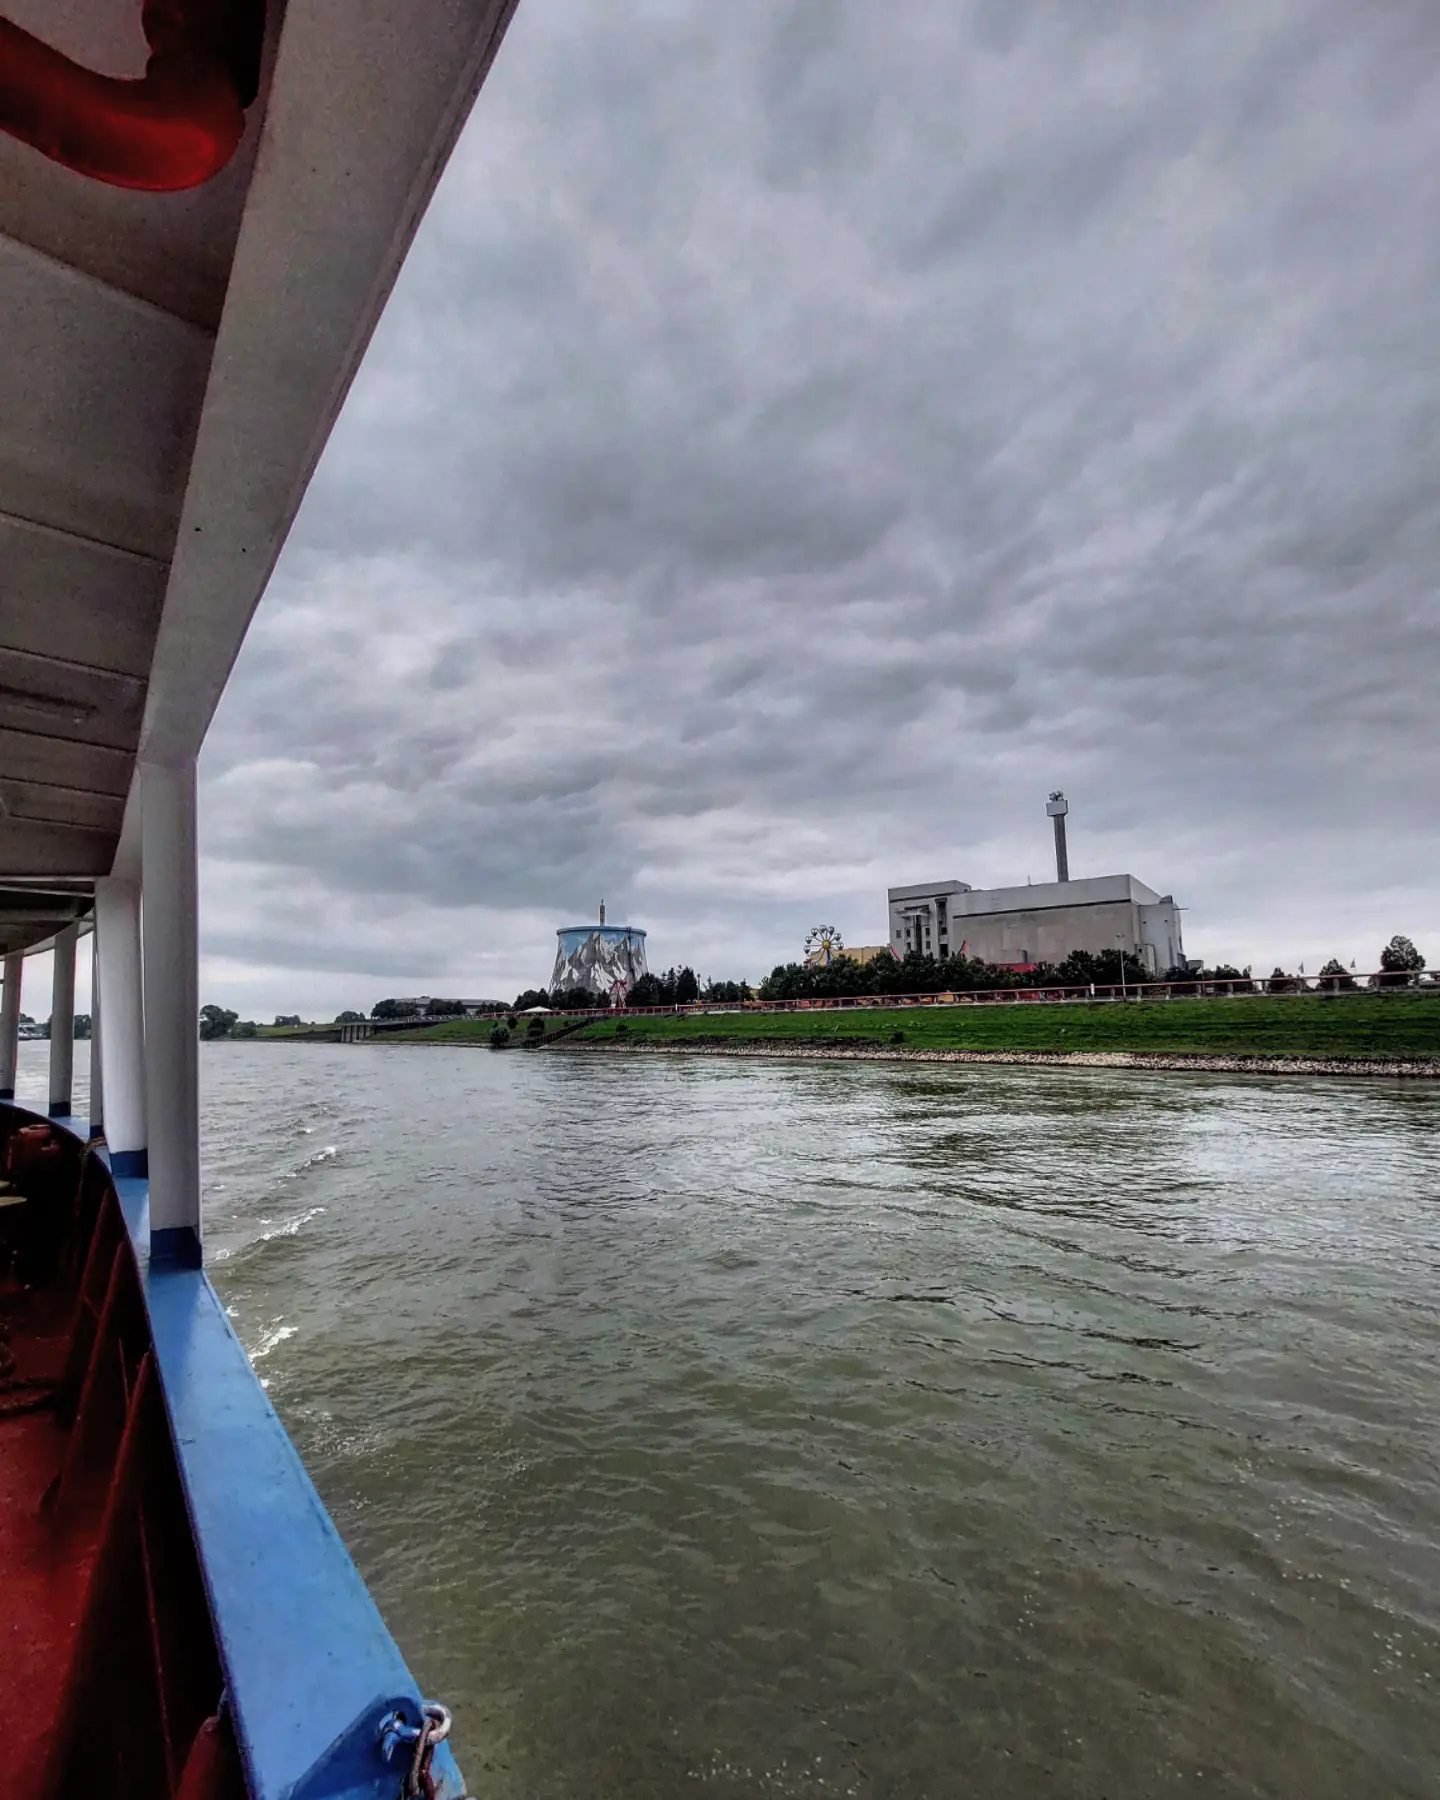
551;923;648;999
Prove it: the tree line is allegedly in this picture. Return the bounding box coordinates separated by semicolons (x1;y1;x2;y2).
758;946;1154;1002
192;934;1428;1040
199;1007;318;1038
511;967;727;1011
370;997;467;1019
755;935;1428;1003
11;1013;92;1039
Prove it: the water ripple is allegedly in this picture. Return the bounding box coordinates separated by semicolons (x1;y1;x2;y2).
194;1043;1440;1800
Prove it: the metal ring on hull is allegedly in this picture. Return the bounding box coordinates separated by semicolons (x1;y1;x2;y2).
0;0;265;191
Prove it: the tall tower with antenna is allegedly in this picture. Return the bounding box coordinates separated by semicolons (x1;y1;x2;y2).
1046;791;1070;883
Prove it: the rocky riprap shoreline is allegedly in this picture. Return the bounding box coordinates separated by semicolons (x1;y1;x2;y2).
554;1040;1440;1079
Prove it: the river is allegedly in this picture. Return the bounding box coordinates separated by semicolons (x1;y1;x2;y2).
13;1042;1440;1795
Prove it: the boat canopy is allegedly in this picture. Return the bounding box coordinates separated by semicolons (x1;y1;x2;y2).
1;0;517;950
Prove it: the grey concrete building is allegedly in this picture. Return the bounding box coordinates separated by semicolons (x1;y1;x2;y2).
887;873;1185;974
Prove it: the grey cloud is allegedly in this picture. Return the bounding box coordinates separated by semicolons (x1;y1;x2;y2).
199;0;1440;1011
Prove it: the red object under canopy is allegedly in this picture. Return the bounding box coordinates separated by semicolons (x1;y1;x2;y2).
0;1;264;191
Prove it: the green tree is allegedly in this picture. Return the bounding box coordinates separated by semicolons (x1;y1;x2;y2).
756;964;799;1002
489;1023;510;1048
372;999;421;1020
233;1020;258;1038
939;953;1023;993
628;971;678;1007
427;997;466;1017
674;966;699;1005
551;986;601;1012
335;1010;365;1024
526;1013;546;1037
1378;935;1425;988
199;1004;238;1041
1317;958;1357;993
702;979;751;1003
1266;968;1298;994
513;989;549;1012
756;948;1030;1004
273;1014;302;1028
1036;948;1149;992
875;950;943;994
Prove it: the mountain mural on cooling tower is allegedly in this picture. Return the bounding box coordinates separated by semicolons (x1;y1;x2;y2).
550;925;649;998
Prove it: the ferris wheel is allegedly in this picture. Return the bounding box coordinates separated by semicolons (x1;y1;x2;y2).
805;924;844;967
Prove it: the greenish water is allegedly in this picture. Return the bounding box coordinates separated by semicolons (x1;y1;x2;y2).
183;1045;1440;1796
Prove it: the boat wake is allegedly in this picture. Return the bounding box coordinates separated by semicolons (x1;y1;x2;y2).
211;1204;327;1262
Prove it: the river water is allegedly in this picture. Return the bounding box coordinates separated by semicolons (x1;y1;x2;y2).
16;1043;1440;1795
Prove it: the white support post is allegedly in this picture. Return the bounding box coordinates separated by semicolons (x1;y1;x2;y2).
88;937;104;1139
48;923;77;1118
0;951;21;1100
142;760;201;1265
94;878;147;1177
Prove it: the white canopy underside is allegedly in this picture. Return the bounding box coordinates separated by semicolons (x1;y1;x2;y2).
0;0;517;952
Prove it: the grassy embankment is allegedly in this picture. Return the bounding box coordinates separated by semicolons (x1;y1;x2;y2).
389;1014;584;1046
553;993;1440;1062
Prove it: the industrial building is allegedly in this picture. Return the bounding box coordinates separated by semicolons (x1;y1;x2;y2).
888;794;1186;974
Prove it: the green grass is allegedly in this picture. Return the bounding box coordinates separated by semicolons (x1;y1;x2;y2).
252;1016;523;1042
566;993;1440;1061
395;1015;577;1045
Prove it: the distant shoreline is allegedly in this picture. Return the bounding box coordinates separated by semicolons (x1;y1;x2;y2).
258;990;1440;1072
548;1040;1440;1079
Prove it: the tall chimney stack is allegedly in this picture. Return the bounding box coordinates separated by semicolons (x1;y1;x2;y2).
1046;791;1070;883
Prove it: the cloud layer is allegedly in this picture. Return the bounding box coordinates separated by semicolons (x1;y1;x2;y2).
202;0;1440;1013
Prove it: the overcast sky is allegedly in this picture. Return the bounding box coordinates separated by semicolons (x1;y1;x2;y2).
191;0;1438;1016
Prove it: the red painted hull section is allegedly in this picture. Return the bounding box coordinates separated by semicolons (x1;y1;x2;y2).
0;1113;247;1798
